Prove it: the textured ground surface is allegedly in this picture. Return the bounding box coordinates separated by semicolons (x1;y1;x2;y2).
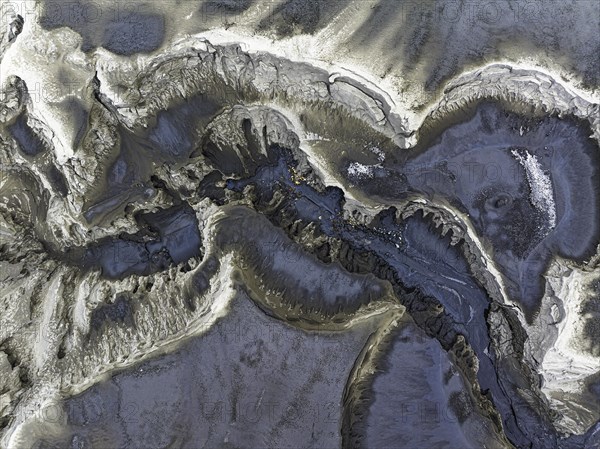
0;1;599;448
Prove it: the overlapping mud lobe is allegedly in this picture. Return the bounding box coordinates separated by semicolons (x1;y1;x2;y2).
1;40;597;447
329;100;599;446
332;100;599;446
199;92;597;445
349;100;600;322
212;143;559;447
71;67;508;432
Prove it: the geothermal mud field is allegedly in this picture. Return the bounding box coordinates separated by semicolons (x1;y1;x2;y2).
0;1;599;448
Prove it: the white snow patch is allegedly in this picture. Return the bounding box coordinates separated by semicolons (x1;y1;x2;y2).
305;132;330;142
511;149;557;229
347;147;386;179
369;146;385;162
347;162;375;179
